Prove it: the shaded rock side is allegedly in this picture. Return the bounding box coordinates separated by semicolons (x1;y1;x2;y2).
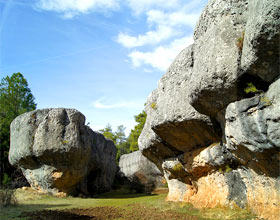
241;0;280;82
9;108;117;196
119;151;165;192
138;90;180;171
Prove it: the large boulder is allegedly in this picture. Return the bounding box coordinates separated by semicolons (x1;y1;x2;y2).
138;90;180;171
241;0;280;82
9;108;117;196
150;45;221;152
138;46;221;171
188;0;249;117
119;151;164;192
139;0;280;219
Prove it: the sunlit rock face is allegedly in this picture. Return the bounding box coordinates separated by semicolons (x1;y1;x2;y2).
139;0;280;219
9;108;117;196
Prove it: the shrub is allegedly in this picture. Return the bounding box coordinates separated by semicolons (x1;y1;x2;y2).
172;163;184;173
150;102;157;110
0;188;17;207
2;173;11;185
244;83;258;94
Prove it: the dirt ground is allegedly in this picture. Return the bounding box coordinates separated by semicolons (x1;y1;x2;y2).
21;204;199;220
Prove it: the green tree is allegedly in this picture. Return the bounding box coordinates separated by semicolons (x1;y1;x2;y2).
128;110;147;152
115;125;130;161
0;73;36;185
99;124;130;162
99;124;116;143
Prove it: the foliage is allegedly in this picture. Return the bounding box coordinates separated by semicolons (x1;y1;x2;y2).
100;110;147;161
2;174;11;186
0;73;36;186
0;189;17;207
150;102;157;110
225;165;232;173
99;124;130;162
127;110;147;152
236;31;245;51
244;83;259;94
172;163;184;173
99;124;116;143
115;125;130;161
219;165;232;173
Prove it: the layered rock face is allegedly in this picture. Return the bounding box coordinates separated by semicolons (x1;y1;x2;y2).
139;0;280;219
119;151;164;192
9;108;117;196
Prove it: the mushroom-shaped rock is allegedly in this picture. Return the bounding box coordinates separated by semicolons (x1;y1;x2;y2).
9;108;117;196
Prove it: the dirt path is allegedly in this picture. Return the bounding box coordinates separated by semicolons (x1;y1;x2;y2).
21;204;199;220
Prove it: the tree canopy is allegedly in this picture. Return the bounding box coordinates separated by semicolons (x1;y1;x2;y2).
99;110;147;162
128;110;147;152
0;73;36;185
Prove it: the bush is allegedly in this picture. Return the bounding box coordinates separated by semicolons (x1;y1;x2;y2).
9;169;29;189
0;188;17;207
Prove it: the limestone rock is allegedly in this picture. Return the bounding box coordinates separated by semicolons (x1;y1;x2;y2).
241;0;280;82
9;108;117;196
138;90;179;171
149;46;221;152
189;0;249;116
119;151;164;192
139;0;280;219
225;78;280;177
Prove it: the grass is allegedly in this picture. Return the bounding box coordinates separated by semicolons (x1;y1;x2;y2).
0;188;258;220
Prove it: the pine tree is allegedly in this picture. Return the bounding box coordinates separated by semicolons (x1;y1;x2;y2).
0;73;36;185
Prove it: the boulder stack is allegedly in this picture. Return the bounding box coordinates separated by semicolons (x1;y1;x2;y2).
139;0;280;219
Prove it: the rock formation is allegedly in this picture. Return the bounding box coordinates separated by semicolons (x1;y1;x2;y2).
9;108;117;196
139;0;280;219
119;151;164;192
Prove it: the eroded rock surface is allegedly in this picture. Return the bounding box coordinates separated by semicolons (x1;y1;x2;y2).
9;108;117;196
139;0;280;219
119;151;164;192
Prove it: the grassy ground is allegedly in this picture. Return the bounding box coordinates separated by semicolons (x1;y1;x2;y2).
0;188;259;220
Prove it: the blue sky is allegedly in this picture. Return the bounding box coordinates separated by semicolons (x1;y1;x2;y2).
0;0;208;135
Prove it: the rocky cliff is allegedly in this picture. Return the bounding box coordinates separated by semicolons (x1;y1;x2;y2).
139;0;280;219
9;108;117;196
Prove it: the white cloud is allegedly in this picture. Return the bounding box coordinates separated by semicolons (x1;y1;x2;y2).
125;0;180;15
36;0;119;18
147;9;199;28
116;0;205;71
129;36;193;71
93;98;143;109
117;7;200;48
117;25;177;48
